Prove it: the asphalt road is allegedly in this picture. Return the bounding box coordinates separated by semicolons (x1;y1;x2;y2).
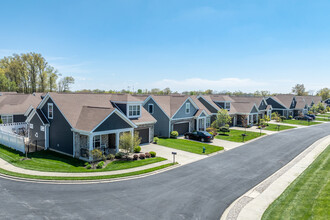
0;123;329;220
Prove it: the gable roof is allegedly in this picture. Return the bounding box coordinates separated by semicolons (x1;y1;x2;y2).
190;96;211;115
150;95;190;118
272;94;295;109
230;102;258;114
0;93;44;115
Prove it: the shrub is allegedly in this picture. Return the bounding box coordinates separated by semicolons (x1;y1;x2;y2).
149;151;156;157
153;137;159;144
289;115;293;120
133;154;139;160
280;116;286;122
139;153;146;159
96;161;104;169
86;164;92;169
84;162;89;166
102;155;107;161
134;146;141;153
145;152;151;158
115;152;125;159
107;154;115;161
209;131;213;136
219;126;230;135
170;131;179;138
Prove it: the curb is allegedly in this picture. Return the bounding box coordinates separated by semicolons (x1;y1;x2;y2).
220;134;330;220
0;163;181;185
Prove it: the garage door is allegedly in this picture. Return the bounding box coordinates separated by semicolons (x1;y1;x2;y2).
173;122;189;135
136;128;149;144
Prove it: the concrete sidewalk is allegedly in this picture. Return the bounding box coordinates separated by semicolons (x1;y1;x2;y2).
221;135;330;220
0;158;171;177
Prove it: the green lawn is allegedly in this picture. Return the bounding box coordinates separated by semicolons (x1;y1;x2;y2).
316;114;330;117
215;129;265;142
262;145;330;220
281;119;322;126
157;138;224;155
315;117;330;122
0;144;165;173
0;163;176;181
263;124;296;131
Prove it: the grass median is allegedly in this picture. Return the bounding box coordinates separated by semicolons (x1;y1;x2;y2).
0;163;176;181
262;145;330;220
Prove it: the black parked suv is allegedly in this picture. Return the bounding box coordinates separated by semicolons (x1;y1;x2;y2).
184;131;213;142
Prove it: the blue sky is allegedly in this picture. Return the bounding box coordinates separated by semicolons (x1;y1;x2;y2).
1;0;330;93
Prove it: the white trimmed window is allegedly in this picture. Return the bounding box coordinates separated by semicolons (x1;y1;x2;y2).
186;103;190;114
40;126;45;132
93;135;101;148
48;103;53;119
128;105;141;117
206;117;211;128
148;104;154;114
1;115;13;124
30;123;34;129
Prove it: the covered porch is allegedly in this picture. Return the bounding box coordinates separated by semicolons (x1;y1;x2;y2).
74;128;134;161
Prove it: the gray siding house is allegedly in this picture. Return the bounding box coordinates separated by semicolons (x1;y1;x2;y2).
27;93;145;161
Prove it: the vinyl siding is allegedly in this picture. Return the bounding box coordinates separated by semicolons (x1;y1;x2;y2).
172;100;197;119
13;114;26;122
94;113;133;132
143;98;170;137
266;98;286;109
41;99;73;155
29;113;45;149
198;97;218;113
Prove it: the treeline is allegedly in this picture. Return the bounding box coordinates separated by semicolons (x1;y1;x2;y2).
0;52;75;93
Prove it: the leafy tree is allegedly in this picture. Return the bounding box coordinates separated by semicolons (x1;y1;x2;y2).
212;109;232;128
317;88;330;101
119;132;134;158
292;84;308;96
58;76;75;92
163;87;171;95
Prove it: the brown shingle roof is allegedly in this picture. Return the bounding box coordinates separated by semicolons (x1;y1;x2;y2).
272;94;294;108
230;102;256;114
0;93;43;115
190;96;212;115
151;95;189;118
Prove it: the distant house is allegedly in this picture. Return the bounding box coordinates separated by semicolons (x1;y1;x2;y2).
142;95;211;137
26;93;156;161
324;98;330;107
0;93;43;124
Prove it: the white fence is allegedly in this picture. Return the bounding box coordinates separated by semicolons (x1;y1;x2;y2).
0;131;26;153
0;122;28;136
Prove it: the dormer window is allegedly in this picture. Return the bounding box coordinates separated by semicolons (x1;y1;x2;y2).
186;103;190;114
48;103;53;119
224;102;230;110
148;104;154;114
128;105;141;118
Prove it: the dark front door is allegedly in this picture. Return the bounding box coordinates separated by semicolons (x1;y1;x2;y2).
136;128;149;144
173;122;189;135
108;133;116;149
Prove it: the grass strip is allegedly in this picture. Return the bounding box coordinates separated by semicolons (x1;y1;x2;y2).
0;163;176;181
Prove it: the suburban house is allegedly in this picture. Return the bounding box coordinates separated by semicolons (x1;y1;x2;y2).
142;95;212;137
324;98;330;107
0;93;43;124
266;95;323;118
26;93;156;161
197;95;263;127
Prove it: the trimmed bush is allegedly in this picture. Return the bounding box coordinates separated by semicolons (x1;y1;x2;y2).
280;116;286;122
139;153;146;159
84;162;89;166
145;152;151;158
96;161;104;169
86;164;92;169
219;126;230;135
149;151;156;157
170;131;179;138
102;155;107;161
115;152;125;159
107;154;115;161
153;137;159;144
133;154;139;160
134;146;141;153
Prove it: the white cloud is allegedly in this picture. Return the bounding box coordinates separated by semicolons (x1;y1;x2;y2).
152;77;269;92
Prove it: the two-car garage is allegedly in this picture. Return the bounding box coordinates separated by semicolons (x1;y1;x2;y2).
173;122;190;135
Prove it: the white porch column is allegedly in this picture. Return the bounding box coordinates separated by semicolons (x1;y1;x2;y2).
116;132;120;153
196;118;199;131
204;118;206;131
89;134;93;160
256;114;258;124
